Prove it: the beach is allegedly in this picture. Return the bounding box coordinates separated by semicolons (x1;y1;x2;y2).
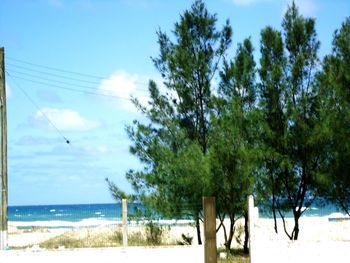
252;215;350;262
0;246;204;263
2;214;349;263
7;215;350;247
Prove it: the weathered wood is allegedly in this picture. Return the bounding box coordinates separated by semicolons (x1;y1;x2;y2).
0;47;8;250
248;195;254;263
203;197;217;263
122;199;128;247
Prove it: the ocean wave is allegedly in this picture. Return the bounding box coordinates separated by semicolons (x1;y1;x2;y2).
9;218;121;228
8;218;195;228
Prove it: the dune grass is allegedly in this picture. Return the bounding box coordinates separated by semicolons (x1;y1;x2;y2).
39;224;175;249
217;248;249;263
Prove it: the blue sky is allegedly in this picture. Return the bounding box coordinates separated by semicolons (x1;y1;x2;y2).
1;0;349;205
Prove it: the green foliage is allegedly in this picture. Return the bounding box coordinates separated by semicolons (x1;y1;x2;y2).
145;221;165;246
122;0;232;245
105;178;127;201
209;37;259;251
317;17;350;216
258;2;323;240
106;0;350;247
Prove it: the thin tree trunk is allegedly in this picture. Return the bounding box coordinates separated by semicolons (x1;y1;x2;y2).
195;217;202;245
293;211;301;240
277;206;293;240
224;214;235;253
243;212;249;254
272;192;278;234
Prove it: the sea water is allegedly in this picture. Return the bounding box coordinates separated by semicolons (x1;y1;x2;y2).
8;203;145;229
8;202;346;229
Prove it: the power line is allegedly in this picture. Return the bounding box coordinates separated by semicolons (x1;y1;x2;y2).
6;63;103;85
8;74;132;100
6;57;151;87
6;63;150;91
7;57;106;80
5;70;71;145
6;68;150;94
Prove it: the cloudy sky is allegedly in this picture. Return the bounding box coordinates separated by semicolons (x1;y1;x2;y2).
1;0;349;205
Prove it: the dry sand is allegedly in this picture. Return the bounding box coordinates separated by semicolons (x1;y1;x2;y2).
2;215;350;263
0;246;204;263
251;216;350;262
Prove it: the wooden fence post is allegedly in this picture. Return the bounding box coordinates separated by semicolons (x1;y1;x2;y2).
248;195;254;263
203;197;217;263
122;199;128;247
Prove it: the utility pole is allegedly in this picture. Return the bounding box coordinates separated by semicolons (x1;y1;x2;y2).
0;47;8;250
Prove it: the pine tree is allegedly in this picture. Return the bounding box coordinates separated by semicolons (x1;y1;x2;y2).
210;38;258;252
123;0;232;245
318;17;350;216
258;2;323;240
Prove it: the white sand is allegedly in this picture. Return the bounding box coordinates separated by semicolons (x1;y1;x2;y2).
3;216;350;262
251;216;350;262
0;246;204;263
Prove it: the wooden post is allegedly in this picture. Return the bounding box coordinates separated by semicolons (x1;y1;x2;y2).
0;47;8;250
203;197;217;263
122;199;128;247
248;195;254;263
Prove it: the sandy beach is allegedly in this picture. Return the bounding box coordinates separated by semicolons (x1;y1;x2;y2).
0;246;204;263
3;215;350;262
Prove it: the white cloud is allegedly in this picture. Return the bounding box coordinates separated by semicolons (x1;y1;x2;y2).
33;108;100;132
97;71;153;113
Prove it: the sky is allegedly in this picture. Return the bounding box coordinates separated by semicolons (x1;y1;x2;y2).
0;0;349;206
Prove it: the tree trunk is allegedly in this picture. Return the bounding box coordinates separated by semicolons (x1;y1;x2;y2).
243;212;249;254
293;213;300;240
271;185;278;234
196;217;202;245
224;214;235;253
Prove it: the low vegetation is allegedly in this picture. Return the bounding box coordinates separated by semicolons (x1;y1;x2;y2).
218;248;249;263
39;224;174;249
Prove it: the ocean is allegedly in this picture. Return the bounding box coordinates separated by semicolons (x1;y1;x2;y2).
8;202;346;229
8;203;144;229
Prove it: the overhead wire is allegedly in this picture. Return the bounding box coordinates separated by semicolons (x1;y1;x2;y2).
6;63;104;85
5;70;71;145
3;57;156;143
7;57;107;80
6;63;150;92
7;68;133;95
6;57;151;87
7;75;132;100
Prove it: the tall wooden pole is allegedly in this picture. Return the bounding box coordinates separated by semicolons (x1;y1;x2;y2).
248;195;254;263
0;47;8;250
203;197;217;263
122;199;128;247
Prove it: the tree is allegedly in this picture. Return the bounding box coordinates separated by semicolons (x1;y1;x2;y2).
209;38;258;253
258;2;324;240
318;17;350;216
122;0;232;245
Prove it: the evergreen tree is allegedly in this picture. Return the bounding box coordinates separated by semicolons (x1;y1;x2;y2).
258;2;323;240
210;38;258;252
318;17;350;216
123;0;232;245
